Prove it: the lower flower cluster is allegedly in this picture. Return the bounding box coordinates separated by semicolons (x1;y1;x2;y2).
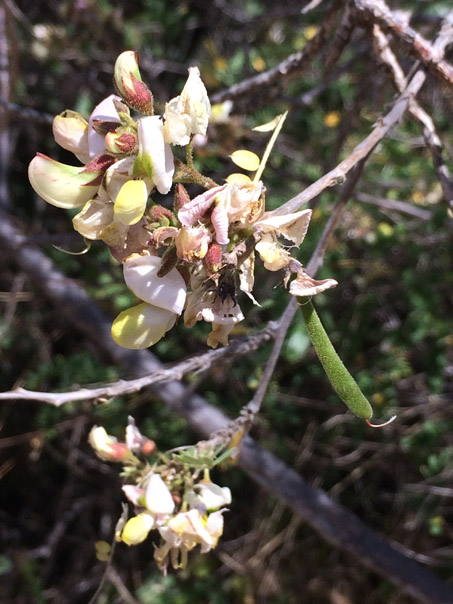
89;420;231;575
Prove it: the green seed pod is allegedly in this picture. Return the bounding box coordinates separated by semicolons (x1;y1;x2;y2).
298;297;373;420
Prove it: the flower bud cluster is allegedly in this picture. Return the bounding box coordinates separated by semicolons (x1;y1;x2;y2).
28;50;337;350
89;419;231;575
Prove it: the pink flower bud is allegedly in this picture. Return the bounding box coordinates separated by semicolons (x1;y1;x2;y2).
203;243;222;276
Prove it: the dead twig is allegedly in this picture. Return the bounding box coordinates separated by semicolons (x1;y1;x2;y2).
372;23;453;211
211;0;344;104
354;0;453;87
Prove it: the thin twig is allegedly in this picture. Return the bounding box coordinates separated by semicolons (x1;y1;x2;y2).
0;98;54;124
306;160;366;276
1;203;453;604
354;0;453;87
244;297;298;417
211;0;343;104
356;192;432;221
270;45;447;218
0;317;275;405
323;0;355;72
372;23;453;211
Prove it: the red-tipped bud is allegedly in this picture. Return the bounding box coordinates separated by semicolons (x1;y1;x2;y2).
173;183;191;213
203;242;223;276
141;440;157;456
171;493;182;506
105;131;137;155
114;51;154;115
88;426;130;462
149;204;175;223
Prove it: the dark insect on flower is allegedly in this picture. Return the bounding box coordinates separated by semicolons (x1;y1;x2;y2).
217;267;239;307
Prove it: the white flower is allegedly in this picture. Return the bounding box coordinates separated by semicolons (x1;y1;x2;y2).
133;116;174;194
164;67;211;146
123;253;187;314
52;110;90;164
188;482;232;512
145;474;175;515
88;94;121;158
122;484;144;506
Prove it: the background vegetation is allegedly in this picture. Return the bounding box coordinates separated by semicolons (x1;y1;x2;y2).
1;0;452;602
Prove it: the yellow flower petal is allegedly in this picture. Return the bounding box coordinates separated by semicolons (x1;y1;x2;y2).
95;541;111;562
225;173;251;185
252;115;282;132
28;154;101;209
114;180;148;225
230;150;260;172
111;302;176;350
252;56;266;72
121;513;155;546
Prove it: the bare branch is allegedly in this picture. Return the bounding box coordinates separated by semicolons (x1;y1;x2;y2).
0;324;274;406
211;0;343;104
323;0;355;72
306;160;366;276
356;192;432;221
270;38;448;218
0;98;54;124
354;0;453;87
372;24;453;211
1;208;453;603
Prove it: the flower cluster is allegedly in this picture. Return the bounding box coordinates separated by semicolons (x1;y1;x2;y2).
89;419;231;575
28;50;337;350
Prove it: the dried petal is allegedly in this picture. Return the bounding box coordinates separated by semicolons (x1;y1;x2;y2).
289;273;338;296
255;233;291;271
255;209;312;245
72;198;114;240
178;184;227;227
175;225;211;262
